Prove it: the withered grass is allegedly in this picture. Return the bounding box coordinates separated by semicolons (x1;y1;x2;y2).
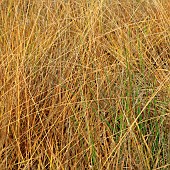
0;0;170;169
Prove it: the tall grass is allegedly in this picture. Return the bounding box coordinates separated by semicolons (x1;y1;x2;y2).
0;0;169;169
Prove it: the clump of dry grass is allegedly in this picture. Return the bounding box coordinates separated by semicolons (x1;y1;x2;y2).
0;0;169;169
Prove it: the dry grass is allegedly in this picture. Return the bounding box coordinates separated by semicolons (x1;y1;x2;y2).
0;0;170;169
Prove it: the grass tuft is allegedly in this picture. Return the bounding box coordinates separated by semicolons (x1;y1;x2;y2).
0;0;169;169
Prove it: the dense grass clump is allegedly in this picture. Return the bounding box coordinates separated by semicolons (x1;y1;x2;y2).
0;0;169;169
